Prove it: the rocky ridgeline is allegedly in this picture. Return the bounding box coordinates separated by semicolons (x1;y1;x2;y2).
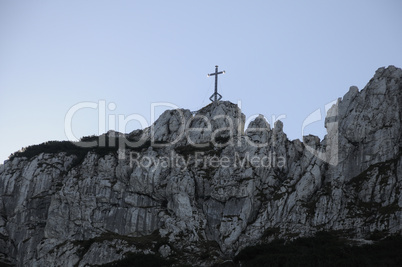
0;66;401;266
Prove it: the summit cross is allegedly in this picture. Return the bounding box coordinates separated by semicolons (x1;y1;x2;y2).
208;65;225;103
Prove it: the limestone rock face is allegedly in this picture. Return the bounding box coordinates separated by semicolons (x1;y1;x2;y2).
1;66;401;266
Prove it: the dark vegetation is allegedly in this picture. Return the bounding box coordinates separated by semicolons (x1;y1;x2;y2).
9;140;86;161
98;253;172;267
74;230;167;257
79;231;172;267
90;231;402;267
8;133;150;163
234;231;402;267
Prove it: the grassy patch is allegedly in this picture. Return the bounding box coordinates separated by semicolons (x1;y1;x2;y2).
301;199;317;215
347;199;400;219
261;227;280;239
347;156;398;190
73;230;167;258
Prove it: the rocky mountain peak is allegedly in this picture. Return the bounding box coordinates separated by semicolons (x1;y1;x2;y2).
0;66;401;266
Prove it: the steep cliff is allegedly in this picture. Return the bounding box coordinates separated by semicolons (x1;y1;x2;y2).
0;66;401;266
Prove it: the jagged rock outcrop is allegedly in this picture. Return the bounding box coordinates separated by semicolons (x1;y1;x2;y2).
0;66;401;266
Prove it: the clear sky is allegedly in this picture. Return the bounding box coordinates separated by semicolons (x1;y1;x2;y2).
1;0;401;163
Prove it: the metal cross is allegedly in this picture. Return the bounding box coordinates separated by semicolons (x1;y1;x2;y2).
208;65;225;103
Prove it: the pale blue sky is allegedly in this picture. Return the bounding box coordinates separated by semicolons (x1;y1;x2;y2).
1;0;401;163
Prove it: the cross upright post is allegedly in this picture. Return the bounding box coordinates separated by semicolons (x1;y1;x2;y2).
208;65;225;103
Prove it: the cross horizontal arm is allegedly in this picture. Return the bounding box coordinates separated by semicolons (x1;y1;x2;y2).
207;71;225;76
